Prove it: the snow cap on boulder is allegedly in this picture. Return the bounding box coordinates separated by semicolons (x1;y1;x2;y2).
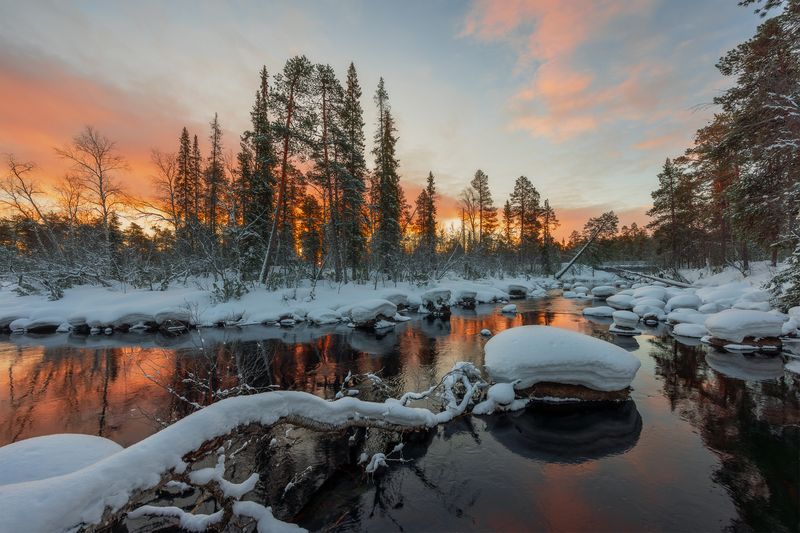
484;325;641;392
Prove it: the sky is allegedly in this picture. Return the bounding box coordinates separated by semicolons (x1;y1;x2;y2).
0;0;763;240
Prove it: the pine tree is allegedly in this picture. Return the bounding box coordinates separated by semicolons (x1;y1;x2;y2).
509;175;541;268
175;127;193;227
261;55;315;279
470;169;497;246
299;194;323;274
647;159;701;268
245;66;276;249
205;113;224;238
372;78;402;279
415;171;437;264
338;62;368;280
502;200;514;245
540;198;559;274
191;134;203;226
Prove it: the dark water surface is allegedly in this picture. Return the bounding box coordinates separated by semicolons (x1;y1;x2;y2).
1;295;798;532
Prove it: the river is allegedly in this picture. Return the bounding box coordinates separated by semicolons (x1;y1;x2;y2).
1;294;798;531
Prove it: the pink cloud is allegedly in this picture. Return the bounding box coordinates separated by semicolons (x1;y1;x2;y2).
463;0;662;141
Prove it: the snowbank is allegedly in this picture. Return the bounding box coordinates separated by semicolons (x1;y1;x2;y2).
484;326;641;392
0;434;123;486
705;309;785;343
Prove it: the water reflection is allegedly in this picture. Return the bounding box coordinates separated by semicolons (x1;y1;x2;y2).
483;401;642;463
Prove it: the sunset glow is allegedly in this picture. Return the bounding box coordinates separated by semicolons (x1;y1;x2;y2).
0;0;759;238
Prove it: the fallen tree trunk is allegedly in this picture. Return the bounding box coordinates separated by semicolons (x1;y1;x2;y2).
606;268;693;288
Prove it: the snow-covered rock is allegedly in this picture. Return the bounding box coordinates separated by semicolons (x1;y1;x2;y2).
377;289;409;307
633;297;666;309
563;291;578;298
420;288;451;305
705;309;785;343
484;325;641;392
612;311;639;328
337;299;397;324
306;308;341;325
665;294;701;312
573;286;589;295
472;382;528;415
632;286;667;301
732;300;772;312
0;434;122;486
672;323;708;338
501;304;517;314
590;286;615;298
480;329;492;337
698;302;723;314
606;294;635;310
582;306;615;317
632;304;666;321
667;309;707;326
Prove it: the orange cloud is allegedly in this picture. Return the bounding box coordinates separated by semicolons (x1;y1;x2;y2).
0;47;209;197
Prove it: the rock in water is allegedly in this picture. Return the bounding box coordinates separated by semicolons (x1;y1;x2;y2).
484;325;641;392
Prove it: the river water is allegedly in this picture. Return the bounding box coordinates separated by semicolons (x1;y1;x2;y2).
1;295;798;531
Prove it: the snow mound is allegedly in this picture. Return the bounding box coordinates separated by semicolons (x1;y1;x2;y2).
420;288;451;305
633;297;666;309
672;323;708;338
337;299;397;324
501;304;517;314
611;311;639;329
0;434;122;486
606;294;635;310
306;308;341;325
590;286;615;298
665;294;701;312
705;309;785;343
484;326;641;392
667;309;707;325
582;306;615;317
632;286;667;300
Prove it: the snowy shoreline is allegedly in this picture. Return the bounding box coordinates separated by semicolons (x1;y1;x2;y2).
0;275;571;335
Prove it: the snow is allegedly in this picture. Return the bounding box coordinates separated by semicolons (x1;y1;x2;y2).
590;285;615;298
632;286;667;300
484;325;641;392
306;307;340;325
705;309;785;342
337;299;397;324
672;323;708;338
611;311;639;328
501;304;517;314
0;361;489;532
0;434;123;486
480;329;492;337
573;286;589;295
472;383;529;415
420;288;451;305
609;323;640;336
582;306;615;317
665;294;701;312
786;360;800;374
606;294;635;310
633;297;666;309
667;309;708;326
632;305;666;321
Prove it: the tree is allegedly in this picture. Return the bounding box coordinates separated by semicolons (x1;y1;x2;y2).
469;169;497;246
205;113;225;238
540;199;559;274
56;126;126;259
415;171;437;264
509;175;541;268
715;2;800;266
175;127;193;227
261;55;315;281
244;66;276;250
647;159;700;268
338;62;368;280
372;77;403;278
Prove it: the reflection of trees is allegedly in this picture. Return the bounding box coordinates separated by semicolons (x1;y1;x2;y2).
648;336;800;532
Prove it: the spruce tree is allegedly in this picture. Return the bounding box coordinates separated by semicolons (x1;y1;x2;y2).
372;78;402;279
246;67;276;249
176;127;192;227
338;62;368;280
509;175;541;268
205;113;224;238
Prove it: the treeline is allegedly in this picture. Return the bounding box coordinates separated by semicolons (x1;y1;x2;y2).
1;53;661;298
647;0;799;278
